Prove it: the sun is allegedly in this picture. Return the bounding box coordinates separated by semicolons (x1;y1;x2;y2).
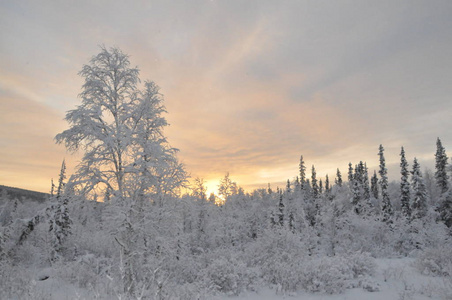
204;181;218;198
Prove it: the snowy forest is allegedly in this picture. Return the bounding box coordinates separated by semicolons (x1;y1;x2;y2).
1;47;451;299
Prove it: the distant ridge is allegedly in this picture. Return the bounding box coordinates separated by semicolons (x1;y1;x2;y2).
0;185;49;202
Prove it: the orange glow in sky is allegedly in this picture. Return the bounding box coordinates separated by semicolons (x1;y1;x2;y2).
1;1;451;194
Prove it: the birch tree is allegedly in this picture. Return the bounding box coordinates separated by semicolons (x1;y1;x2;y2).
55;46;186;296
55;46;185;202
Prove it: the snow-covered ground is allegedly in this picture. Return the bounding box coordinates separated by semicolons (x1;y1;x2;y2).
27;258;451;299
215;258;450;300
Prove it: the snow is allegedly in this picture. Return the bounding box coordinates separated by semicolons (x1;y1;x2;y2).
215;258;448;300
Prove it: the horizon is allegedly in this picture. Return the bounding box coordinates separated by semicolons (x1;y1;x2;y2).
1;1;451;196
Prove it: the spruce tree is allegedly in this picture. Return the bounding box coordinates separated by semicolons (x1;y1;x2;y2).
363;163;371;203
335;168;343;187
270;210;276;227
371;170;379;199
305;179;311;191
286;182;295;232
378;144;393;222
50;178;55;197
49;160;72;260
356;162;365;185
286;179;291;194
56;160;66;199
294;176;300;190
319;179;323;194
299;155;306;189
438;189;452;227
278;190;284;227
435;138;449;195
411;158;428;219
325;174;330;194
311;165;319;198
352;172;362;214
400;147;411;219
348;163;354;183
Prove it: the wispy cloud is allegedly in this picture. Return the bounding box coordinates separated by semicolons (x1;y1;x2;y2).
1;1;451;194
0;90;80;191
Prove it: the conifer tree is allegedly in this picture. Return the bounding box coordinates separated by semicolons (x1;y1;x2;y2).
438;189;452;227
348;163;354;183
325;174;330;194
319;179;323;194
378;145;393;222
360;163;372;214
50;179;55;197
411;158;428;219
362;163;371;203
435;138;449;195
352;173;362;214
56;160;66;199
286;179;291;194
356;162;364;185
288;210;295;232
335;168;343;187
311;165;319;198
286;184;295;232
294;176;300;190
49;160;72;260
270;210;276;227
400;147;411;219
299;155;306;189
278;190;284;227
371;171;379;199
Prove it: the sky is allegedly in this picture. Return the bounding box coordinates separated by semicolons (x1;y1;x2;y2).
1;0;451;195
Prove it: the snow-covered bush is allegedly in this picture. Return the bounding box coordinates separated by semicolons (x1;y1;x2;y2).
246;228;308;293
300;253;375;294
203;251;257;296
0;264;35;299
167;282;210;300
57;254;113;289
301;256;351;294
12;220;52;266
415;245;452;276
346;251;376;278
244;229;377;295
71;225;115;260
392;211;449;257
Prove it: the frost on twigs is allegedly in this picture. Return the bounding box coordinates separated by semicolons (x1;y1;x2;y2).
415;246;452;277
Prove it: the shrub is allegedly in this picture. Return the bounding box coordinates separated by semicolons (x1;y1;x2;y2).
346;251;376;278
300;257;351;294
415;246;452;276
299;252;376;294
202;252;258;296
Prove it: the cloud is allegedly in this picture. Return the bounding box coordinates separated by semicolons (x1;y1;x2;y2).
0;90;79;192
1;0;451;194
